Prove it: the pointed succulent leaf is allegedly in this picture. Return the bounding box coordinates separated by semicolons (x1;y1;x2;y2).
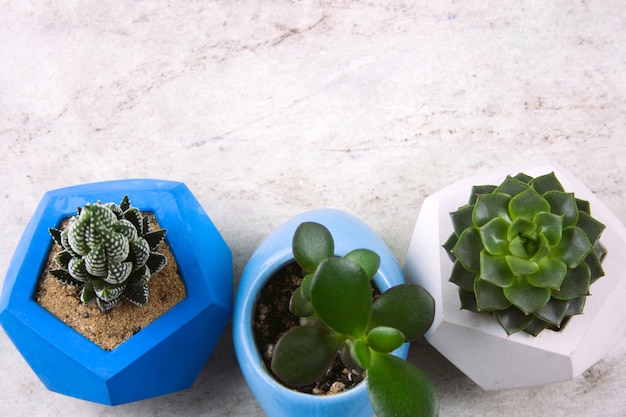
289;286;314;317
585;249;605;284
479;252;514;288
523;318;551;336
494;176;530;197
576;198;591;214
451;228;482;272
533;212;563;246
474;278;511;311
67;214;90;255
505;255;540;276
353;338;372;369
513;172;534;184
93;281;126;302
345;249;380;279
472;193;511;227
368;352;439;417
527;233;549;261
527;257;567;289
532;172;565;194
551;226;592;268
478;217;510;255
369;284;435;341
102;228;130;262
49;269;83;286
507;218;537;242
123;283;149;307
468;184;497;204
458;288;479;312
123;207;143;234
271;325;342;386
53;250;72;270
450;205;474;236
49;228;63;246
449;261;476;292
68;257;90;282
534;298;570;327
508;187;550;221
543;191;578;227
104;260;132;284
113;218;138;241
576;210;606;246
551;262;591;300
566;296;586;316
80;282;96;305
84;243;107;277
143;229;167;251
130;238;151;269
508;236;528;258
292;222;334;272
119;195;131;212
367;326;405;354
493;307;535;335
310;257;372;338
126;265;151;286
96;297;119;311
442;234;459;262
503;278;551;314
146;252;167;275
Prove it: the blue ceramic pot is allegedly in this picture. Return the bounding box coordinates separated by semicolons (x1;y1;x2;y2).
233;209;408;417
0;179;233;405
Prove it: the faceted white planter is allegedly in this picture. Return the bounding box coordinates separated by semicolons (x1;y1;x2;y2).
404;162;626;390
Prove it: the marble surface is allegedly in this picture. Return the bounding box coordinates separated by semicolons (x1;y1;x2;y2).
1;1;625;416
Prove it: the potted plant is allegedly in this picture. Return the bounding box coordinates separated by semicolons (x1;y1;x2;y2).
233;209;438;417
404;162;626;390
0;179;233;405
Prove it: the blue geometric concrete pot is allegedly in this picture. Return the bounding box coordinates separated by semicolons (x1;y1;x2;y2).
233;209;409;417
0;179;233;405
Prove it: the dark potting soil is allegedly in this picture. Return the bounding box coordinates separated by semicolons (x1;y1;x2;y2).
253;262;367;395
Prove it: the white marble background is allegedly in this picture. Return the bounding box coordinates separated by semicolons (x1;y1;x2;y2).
1;1;624;416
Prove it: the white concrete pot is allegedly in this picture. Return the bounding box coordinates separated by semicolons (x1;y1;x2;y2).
404;162;626;390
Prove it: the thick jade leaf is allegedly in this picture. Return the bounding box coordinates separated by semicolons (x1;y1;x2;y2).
451;228;483;272
459;288;479;312
552;262;591;300
353;339;372;369
368;352;439;417
478;217;510;255
576;211;606;246
475;278;511;311
367;326;405;353
527;257;567;289
505;255;540;276
503;277;551;314
478;252;514;288
534;298;570;327
451;204;474;236
507;218;537;242
369;284;435;341
310;257;372;337
543;191;578;227
532;172;565;194
345;249;380;280
289;286;313;317
494;176;530;197
292;222;334;272
300;273;314;300
493;307;535;335
472;193;511;227
508;187;550;221
449;261;477;292
551;226;592;268
271;325;342;386
533;212;563;246
468;184;497;205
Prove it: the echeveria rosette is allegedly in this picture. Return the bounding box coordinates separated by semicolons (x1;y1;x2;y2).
270;222;438;417
48;195;167;311
444;172;607;336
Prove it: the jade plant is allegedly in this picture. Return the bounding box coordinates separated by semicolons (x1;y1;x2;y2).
444;172;606;336
270;222;438;417
48;195;167;311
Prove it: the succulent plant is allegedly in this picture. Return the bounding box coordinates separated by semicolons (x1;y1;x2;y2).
444;172;606;336
270;222;438;417
48;195;167;311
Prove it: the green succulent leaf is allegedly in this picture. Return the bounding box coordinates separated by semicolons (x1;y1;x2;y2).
493;307;535;335
531;172;565;194
576;210;606;246
450;205;474;236
369;284;435;341
146;253;167;275
534;298;570;327
367;327;405;353
478;252;514;288
505;256;540;276
367;352;439;417
104;260;133;284
80;282;96;305
552;262;591;300
123;283;149;307
507;218;537;242
523;319;551;336
478;217;510;255
468;184;497;204
300;273;314;300
130;238;151;269
513;172;534;184
458;288;479;312
49;269;83;287
449;261;477;292
289;286;313;317
508;187;550;221
293;222;334;272
271;325;342;386
124;207;144;234
551;226;592;268
143;229;167;251
503;277;551;314
345;249;380;279
494;176;530;197
68;257;90;282
49;228;63;246
566;296;586;316
93;281;126;302
339;341;361;370
474;278;511;311
353;338;372;369
526;257;567;289
310;257;372;338
451;228;483;272
113;218;138;241
586;249;605;284
543;191;578;227
472;193;511;227
533;212;563;246
84;243;107;277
